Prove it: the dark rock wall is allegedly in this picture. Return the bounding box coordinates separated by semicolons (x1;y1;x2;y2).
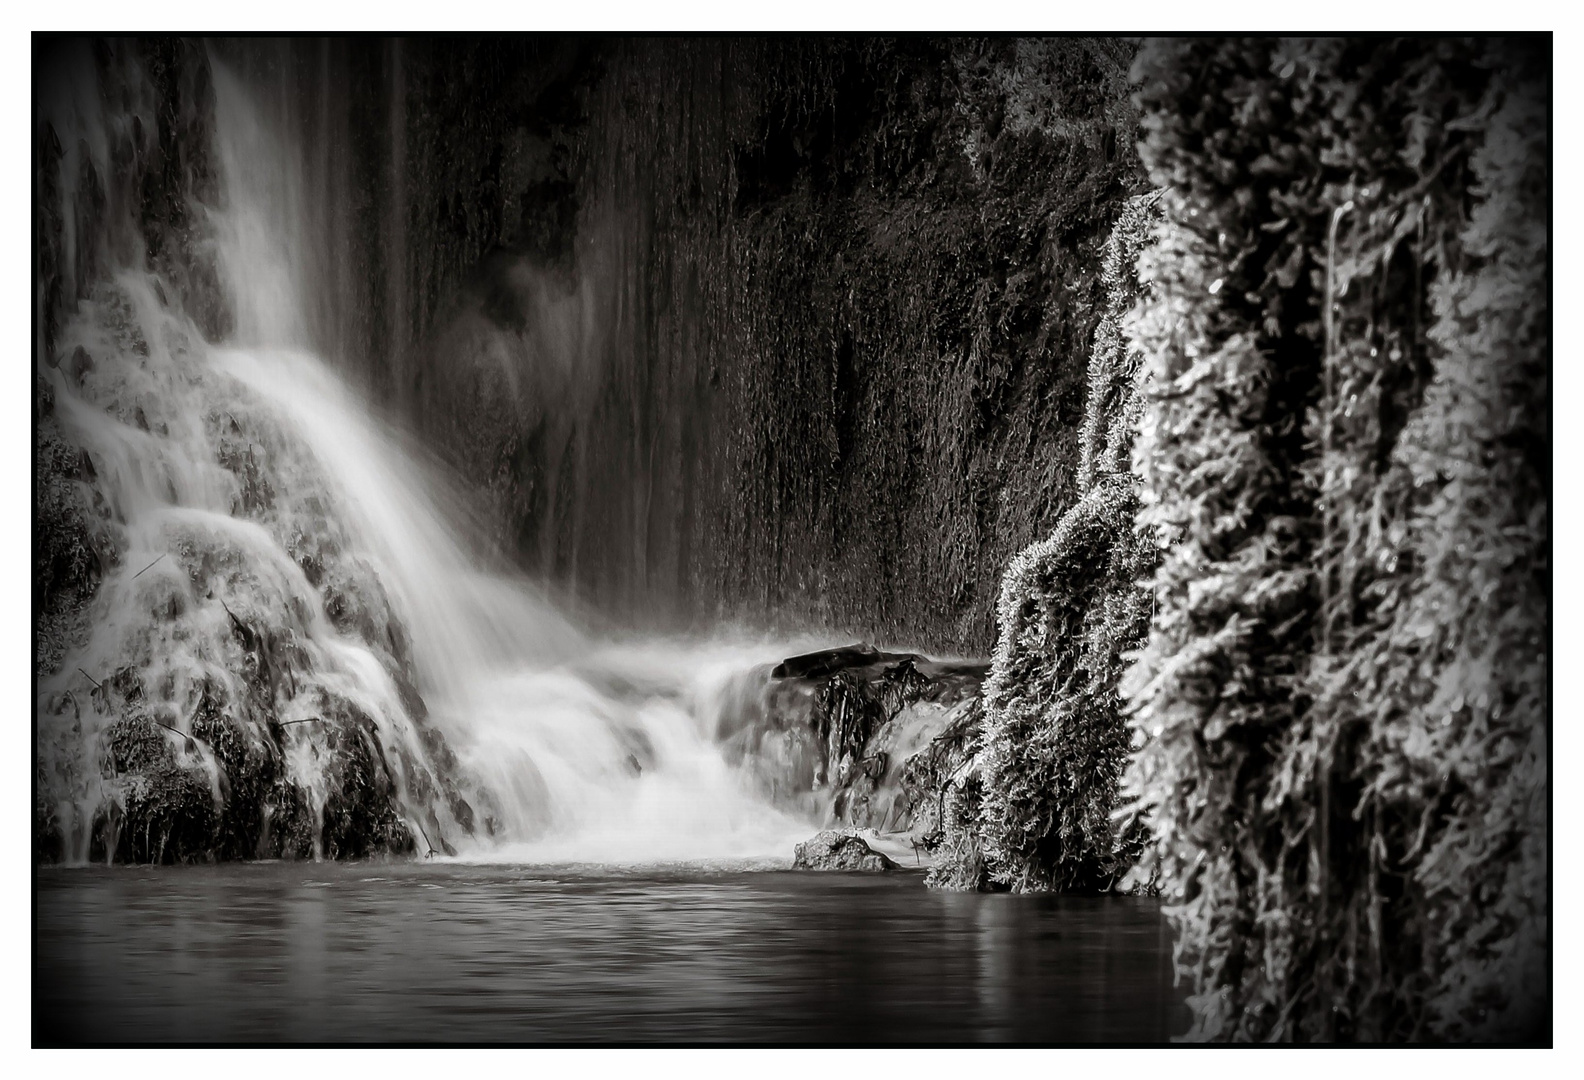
187;37;590;407
35;37;225;365
269;37;1146;652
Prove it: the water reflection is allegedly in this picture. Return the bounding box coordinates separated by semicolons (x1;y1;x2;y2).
36;863;1189;1043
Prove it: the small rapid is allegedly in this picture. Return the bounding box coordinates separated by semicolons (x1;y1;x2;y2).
35;42;821;866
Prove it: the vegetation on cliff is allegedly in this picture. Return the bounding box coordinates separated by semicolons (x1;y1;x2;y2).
1120;37;1547;1041
920;37;1547;1043
927;192;1161;892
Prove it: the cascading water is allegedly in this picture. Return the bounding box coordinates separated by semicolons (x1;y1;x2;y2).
36;42;819;866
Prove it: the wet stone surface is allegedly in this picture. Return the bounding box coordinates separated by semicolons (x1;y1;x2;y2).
792;829;899;872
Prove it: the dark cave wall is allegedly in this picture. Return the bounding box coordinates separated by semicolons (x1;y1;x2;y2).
396;37;1148;653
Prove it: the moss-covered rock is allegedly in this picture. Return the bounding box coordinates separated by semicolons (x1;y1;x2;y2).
35;401;119;677
34;42;479;864
1121;36;1547;1043
927;191;1161;894
792;829;898;872
97;711;218;864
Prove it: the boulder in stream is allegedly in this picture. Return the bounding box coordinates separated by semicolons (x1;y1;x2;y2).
792;829;899;872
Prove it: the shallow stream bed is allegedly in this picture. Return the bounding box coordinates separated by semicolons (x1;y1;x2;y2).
36;861;1189;1043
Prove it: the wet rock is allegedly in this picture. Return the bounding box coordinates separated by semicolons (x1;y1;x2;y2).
35;414;116;677
784;646;984;831
721;642;989;841
68;345;94;386
772;643;909;680
770;642;988;685
793;830;898;872
841;696;979;834
97;712;218;864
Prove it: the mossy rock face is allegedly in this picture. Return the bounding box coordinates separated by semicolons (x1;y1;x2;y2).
40;666;443;863
35;408;118;677
925;191;1162;897
34;501;468;865
35;40;478;867
35;778;66;864
975;475;1154;894
736;645;987;835
1118;37;1548;1043
258;783;320;860
792;830;898;872
315;707;415;860
189;690;281;860
74;703;429;863
97;713;218;864
925;771;998;893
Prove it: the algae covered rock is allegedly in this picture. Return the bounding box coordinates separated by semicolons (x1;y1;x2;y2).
792;830;898;872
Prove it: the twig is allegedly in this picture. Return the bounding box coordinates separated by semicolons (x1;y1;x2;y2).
1398;141;1471;205
77;668;103;691
219;599;250;639
131;553;166;579
279;718;323;727
152;719;196;751
412;818;440;858
1316;198;1354;1045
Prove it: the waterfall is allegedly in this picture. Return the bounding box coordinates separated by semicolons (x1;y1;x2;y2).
35;41;816;865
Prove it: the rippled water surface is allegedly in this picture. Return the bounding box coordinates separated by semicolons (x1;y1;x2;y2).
36;862;1189;1043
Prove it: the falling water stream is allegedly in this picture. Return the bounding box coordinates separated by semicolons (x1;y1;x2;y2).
36;47;817;866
